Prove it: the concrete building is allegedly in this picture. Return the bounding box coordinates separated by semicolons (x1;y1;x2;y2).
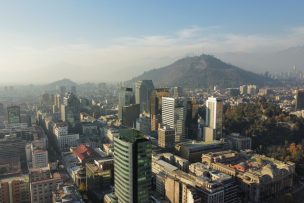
86;159;114;201
152;154;238;203
81;122;98;136
162;97;175;129
162;97;186;143
175;140;229;163
29;167;62;203
53;122;79;151
158;126;175;150
204;97;223;142
32;149;48;168
202;150;295;203
60;93;80;133
7;105;21;124
0;174;30;203
150;88;170;132
52;185;83;203
114;128;152;203
135;80;154;114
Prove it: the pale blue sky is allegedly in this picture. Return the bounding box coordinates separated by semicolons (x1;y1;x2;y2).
0;0;303;83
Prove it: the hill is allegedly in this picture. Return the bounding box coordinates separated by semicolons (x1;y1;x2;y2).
132;54;277;88
45;78;78;90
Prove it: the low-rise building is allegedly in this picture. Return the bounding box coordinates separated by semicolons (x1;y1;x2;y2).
52;184;84;203
202;150;295;203
158;126;175;150
152;153;238;203
175;140;229;163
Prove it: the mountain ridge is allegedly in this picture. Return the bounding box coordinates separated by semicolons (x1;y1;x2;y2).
132;54;277;88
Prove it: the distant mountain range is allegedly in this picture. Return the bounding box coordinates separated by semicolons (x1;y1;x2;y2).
132;54;277;88
218;46;304;74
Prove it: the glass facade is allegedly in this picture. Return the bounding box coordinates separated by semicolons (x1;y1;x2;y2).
114;129;151;203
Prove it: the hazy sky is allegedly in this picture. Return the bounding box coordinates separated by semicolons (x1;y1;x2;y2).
0;0;303;84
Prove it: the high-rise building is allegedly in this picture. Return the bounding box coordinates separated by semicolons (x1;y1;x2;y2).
204;97;223;142
136;115;151;135
162;97;186;143
61;93;80;132
7;105;21;124
175;105;186;142
296;89;304;110
118;87;135;120
121;104;140;128
114;129;152;203
150;88;170;132
135;80;154;114
172;86;183;98
162;97;175;129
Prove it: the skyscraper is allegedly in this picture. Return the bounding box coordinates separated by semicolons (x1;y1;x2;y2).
135;80;154;114
162;97;186;143
114;128;151;203
118;87;135;120
204;97;223;141
172;86;183;98
7;105;21;124
121;104;140;128
61;93;80;133
296;89;304;110
161;97;175;129
150;88;170;132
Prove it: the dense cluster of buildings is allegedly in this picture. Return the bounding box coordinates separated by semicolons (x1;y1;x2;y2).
0;80;299;203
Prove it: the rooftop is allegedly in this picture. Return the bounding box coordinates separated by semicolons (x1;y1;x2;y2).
156;160;178;172
117;128;147;143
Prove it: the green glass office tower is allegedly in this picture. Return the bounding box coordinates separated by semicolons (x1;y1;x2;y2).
114;129;151;203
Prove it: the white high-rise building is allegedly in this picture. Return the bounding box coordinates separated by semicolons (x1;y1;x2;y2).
162;97;175;129
204;97;223;141
162;97;186;143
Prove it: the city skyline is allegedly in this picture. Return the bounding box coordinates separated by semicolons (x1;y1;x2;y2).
0;1;304;83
